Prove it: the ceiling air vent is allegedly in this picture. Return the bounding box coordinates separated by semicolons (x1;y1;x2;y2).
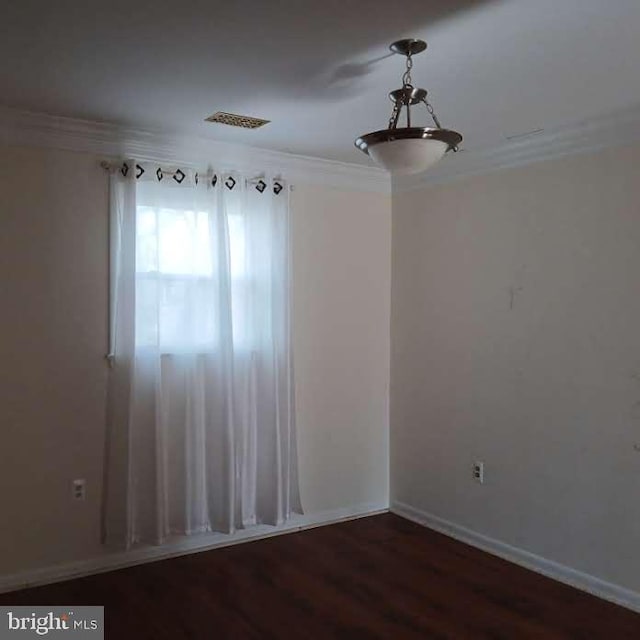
205;111;270;129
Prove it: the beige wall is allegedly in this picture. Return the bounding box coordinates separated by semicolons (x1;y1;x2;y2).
391;144;640;592
0;146;109;574
0;145;391;576
292;185;390;514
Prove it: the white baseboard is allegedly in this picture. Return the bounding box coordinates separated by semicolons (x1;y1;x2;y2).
391;501;640;614
0;503;388;594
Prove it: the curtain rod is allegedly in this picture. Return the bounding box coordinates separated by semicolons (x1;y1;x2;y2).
99;161;288;186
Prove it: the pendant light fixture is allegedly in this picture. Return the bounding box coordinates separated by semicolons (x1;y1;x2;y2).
355;39;462;175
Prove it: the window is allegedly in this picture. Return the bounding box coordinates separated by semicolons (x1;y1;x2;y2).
134;183;249;353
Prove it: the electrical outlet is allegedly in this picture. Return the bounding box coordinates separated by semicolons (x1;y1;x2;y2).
472;461;484;484
72;479;86;500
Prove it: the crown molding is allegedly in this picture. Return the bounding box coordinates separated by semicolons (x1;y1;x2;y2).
0;106;391;194
4;104;640;196
394;103;640;192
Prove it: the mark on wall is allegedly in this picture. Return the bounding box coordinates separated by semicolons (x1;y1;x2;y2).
629;370;640;421
508;264;527;311
622;372;640;454
508;285;523;310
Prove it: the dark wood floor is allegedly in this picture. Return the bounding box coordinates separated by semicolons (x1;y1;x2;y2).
1;514;638;639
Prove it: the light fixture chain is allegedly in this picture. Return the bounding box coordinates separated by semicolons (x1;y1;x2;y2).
423;98;442;129
402;54;413;87
388;101;401;129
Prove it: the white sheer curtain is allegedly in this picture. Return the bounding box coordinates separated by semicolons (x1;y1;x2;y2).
103;162;301;548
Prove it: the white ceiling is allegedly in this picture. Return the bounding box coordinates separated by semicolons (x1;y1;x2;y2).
2;0;640;166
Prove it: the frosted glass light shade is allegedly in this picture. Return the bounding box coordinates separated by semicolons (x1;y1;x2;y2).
356;127;461;175
368;138;448;175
